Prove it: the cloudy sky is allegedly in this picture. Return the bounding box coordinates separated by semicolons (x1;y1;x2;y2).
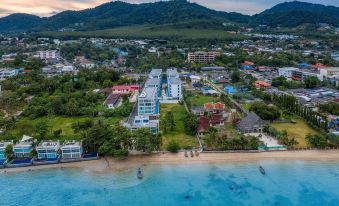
0;0;338;17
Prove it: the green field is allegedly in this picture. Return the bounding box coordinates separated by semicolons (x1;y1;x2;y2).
2;116;122;142
187;95;220;106
39;25;246;40
160;104;199;149
271;119;321;148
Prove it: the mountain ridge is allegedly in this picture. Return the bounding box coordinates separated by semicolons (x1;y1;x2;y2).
0;0;338;33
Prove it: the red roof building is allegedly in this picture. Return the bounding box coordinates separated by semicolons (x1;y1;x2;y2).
112;85;140;94
255;81;271;89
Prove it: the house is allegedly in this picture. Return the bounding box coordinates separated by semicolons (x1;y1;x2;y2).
210;114;225;126
197;115;225;136
112;85;140;94
191;106;204;116
104;93;122;109
189;75;201;83
242;61;254;69
197;116;211;136
224;85;237;94
237;112;266;133
36;141;60;160
61;141;83;159
13;135;33;158
203;102;225;114
255;81;271;89
204;103;214;113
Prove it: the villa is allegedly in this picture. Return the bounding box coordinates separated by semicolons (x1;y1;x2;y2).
36;141;60;160
61;141;83;159
237;112;267;133
13;135;33;158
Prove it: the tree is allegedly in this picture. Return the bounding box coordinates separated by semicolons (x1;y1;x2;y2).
231;70;241;83
166;139;180;153
184;113;198;135
35;121;50;140
306;134;328;148
134;128;160;153
250;102;280;121
304;76;320;89
4;145;13;160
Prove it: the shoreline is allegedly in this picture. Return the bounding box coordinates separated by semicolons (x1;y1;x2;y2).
1;150;339;174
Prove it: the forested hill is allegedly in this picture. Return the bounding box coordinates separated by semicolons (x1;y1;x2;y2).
252;1;339;27
0;0;338;33
0;0;249;32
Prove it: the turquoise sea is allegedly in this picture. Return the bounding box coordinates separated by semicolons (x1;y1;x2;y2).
0;160;339;206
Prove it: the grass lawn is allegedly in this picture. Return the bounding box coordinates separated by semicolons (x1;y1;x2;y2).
2;116;122;142
187;95;220;106
271;119;321;148
160;104;199;149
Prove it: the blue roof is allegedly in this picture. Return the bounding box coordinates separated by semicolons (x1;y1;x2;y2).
224;86;237;94
242;65;254;69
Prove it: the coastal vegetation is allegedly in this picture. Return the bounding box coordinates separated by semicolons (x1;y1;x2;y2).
160;104;199;149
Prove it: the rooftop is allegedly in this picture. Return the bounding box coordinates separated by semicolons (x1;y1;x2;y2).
61;140;82;148
37;141;60;150
145;78;161;87
168;77;182;85
139;87;158;99
105;93;121;105
149;69;162;77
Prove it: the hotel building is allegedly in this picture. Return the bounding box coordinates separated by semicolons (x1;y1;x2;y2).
36;141;60;160
60;141;83;159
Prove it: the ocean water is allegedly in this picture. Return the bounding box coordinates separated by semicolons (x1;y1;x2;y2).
0;161;339;206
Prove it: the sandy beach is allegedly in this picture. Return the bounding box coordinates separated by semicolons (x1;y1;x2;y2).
1;150;339;174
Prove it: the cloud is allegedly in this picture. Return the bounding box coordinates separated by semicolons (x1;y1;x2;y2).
0;0;338;17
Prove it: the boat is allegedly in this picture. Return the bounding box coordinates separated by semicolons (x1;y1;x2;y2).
184;150;188;157
190;151;194;157
259;166;266;175
137;168;143;179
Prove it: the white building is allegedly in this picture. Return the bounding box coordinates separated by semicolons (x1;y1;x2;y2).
148;69;162;79
0;68;17;81
39;50;59;60
167;78;182;100
60;141;83;159
36;141;60;160
278;67;298;80
13;135;33;158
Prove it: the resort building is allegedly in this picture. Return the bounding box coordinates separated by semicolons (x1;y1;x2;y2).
167;78;183;100
148;69;162;79
60;141;83;159
125;69;162;135
187;51;219;64
138;87;159;115
13;135;34;158
0;141;12;160
36;141;60;160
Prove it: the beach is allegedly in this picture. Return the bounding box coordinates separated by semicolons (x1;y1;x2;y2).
2;150;339;173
